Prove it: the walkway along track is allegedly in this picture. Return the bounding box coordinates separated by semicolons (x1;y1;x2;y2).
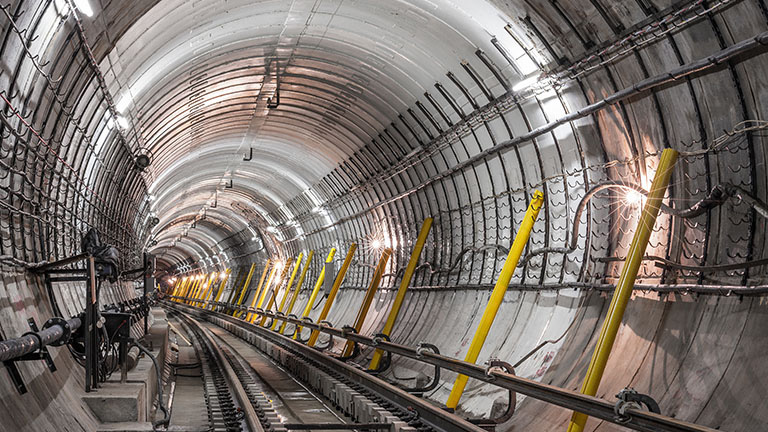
170;305;456;431
164;299;717;432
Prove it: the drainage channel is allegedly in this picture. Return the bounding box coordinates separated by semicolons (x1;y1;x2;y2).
164;301;485;432
172;307;420;431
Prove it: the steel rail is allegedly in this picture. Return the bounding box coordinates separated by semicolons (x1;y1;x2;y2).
170;298;719;432
167;301;484;432
174;310;265;432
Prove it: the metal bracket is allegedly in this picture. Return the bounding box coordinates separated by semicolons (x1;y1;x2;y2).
3;318;57;394
614;388;661;424
466;359;516;429
336;325;360;361
368;333;392;375
313;320;334;350
397;343;441;395
294;317;314;343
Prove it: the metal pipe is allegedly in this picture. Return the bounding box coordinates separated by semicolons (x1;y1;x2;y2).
277;251;314;332
233;263;260;317
343;248;392;357
295;248;337;339
249;264;278;321
370;217;433;370
209;269;231;309
0;317;81;362
308;244;357;347
567;149;678;432
258;258;294;325
274;253;304;316
447;191;544;409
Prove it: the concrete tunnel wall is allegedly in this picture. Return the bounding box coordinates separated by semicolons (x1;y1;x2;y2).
0;0;767;431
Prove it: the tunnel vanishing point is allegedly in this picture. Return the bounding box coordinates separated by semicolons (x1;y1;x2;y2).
0;0;767;431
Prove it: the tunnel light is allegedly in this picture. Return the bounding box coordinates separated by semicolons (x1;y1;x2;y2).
512;75;540;93
72;0;93;17
116;116;129;130
624;189;645;206
371;239;382;250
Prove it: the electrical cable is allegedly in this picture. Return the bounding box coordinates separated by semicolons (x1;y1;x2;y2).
132;342;170;431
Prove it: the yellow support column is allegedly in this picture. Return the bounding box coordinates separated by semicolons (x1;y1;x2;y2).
175;277;190;302
370;218;433;370
294;249;337;339
278;251;315;332
258;258;295;325
257;264;280;309
343;248;392;356
209;269;231;310
195;273;217;307
189;274;212;306
307;243;357;347
168;278;181;296
223;268;246;305
233;263;260;316
273;253;304;327
186;276;202;304
446;191;544;409
567;149;678;432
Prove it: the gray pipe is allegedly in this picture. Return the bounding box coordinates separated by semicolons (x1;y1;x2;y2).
0;317;81;362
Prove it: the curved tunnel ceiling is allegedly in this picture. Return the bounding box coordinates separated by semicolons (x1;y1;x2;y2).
97;0;536;268
1;0;768;428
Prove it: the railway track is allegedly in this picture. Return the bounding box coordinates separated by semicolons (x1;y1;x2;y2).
168;305;468;432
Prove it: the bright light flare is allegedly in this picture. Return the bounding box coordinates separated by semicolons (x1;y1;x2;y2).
624;189;645;206
72;0;93;17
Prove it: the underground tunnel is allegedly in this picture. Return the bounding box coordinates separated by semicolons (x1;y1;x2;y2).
0;0;767;431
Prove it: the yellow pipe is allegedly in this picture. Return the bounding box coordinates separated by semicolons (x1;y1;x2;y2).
186;276;202;304
343;248;392;357
233;263;259;317
307;243;357;347
276;253;304;315
169;278;181;295
278;250;315;332
244;261;275;321
370;217;433;370
294;248;337;339
447;190;544;409
175;278;190;302
251;265;278;318
208;269;231;309
258;258;295;325
193;275;208;304
567;148;678;432
195;274;216;307
223;268;246;305
178;277;193;302
168;278;181;297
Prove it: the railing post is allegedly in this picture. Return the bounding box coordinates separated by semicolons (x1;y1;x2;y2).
567;148;678;432
447;190;544;409
248;263;278;321
370;217;433;370
343;248;392;357
308;243;357;347
295;249;337;339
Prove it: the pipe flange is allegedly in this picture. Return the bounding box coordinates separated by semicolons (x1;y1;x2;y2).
43;317;71;346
